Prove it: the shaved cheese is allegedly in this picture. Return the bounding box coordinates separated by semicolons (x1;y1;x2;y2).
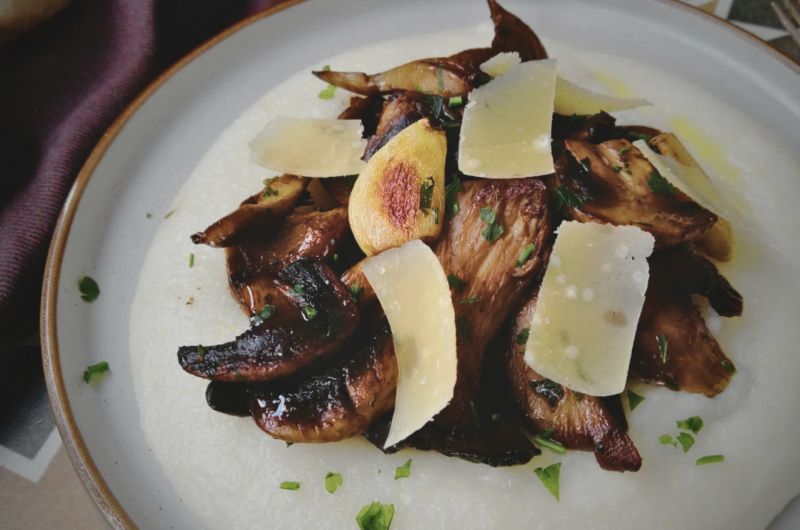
634;140;746;226
525;222;654;396
554;77;649;116
458;59;557;178
361;240;457;448
480;51;521;77
249;117;367;177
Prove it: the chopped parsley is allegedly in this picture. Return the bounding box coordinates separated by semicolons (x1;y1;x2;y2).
457;296;478;304
534;429;566;455
445;175;463;217
618;146;633;155
517;243;535;267
286;442;294;448
657;334;668;363
356;501;395;530
612;165;623;173
677;432;695;453
262;177;280;197
447;274;464;292
197;345;206;361
83;362;109;384
419;177;435;214
318;65;336;99
333;253;339;265
479;207;504;243
303;306;318;320
146;213;152;218
533;463;562;501
251;304;276;327
437;64;444;91
432;206;440;224
627;390;645;411
325;472;342;493
448;95;463;107
554;186;587;210
394;459;412;480
279;481;301;491
470;400;482;429
722;360;737;374
627;131;651;142
456;315;472;344
579;157;591;174
516;328;530;345
677;416;704;435
189;253;195;268
78;276;100;302
289;284;307;296
325;312;345;337
164;209;176;219
696;455;724;466
349;283;365;301
647;172;678;195
659;434;677;448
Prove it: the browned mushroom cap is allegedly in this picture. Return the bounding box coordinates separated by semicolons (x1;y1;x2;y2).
504;288;642;472
250;317;398;443
190;174;310;248
312;0;547;98
552;139;718;249
432;178;552;434
178;258;360;383
237;207;349;276
341;259;377;310
630;249;742;397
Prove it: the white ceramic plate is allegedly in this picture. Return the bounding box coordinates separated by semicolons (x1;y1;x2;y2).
42;0;800;528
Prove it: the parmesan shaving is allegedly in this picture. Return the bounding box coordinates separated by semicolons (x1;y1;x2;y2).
525;222;654;396
249;117;367;177
361;240;457;448
479;51;521;77
554;77;649;116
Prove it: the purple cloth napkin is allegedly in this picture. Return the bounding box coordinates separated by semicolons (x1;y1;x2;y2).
0;0;286;345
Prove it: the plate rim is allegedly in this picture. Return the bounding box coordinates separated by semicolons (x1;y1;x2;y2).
39;1;800;528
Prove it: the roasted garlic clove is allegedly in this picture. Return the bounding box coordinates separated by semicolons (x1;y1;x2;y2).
348;118;446;256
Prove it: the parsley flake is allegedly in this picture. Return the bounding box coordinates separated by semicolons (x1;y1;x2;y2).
627;131;651;142
78;276;100;302
356;502;395;530
448;95;463;107
83;362;109;384
627;390;645;411
146;213;152;218
432;206;439;225
457;296;478;304
325;472;342;493
579;157;591;174
647;172;679;195
618;146;632;155
696;455;724;466
659;434;677;447
419;177;435;213
516;328;530;345
394;459;412;480
533;463;562;501
318;65;336;99
447;274;464;292
251;304;276;327
456;315;472;344
677;432;695;453
286;441;294;448
262;177;280;197
722;360;737;374
517;243;535;267
279;481;301;491
303;306;318;320
677;416;704;435
612;165;623;173
437;64;444;91
189;253;195;268
349;283;365;301
289;284;306;296
534;430;566;455
479;207;504;243
445;175;463;217
164;209;176;219
657;334;668;363
555;186;588;210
